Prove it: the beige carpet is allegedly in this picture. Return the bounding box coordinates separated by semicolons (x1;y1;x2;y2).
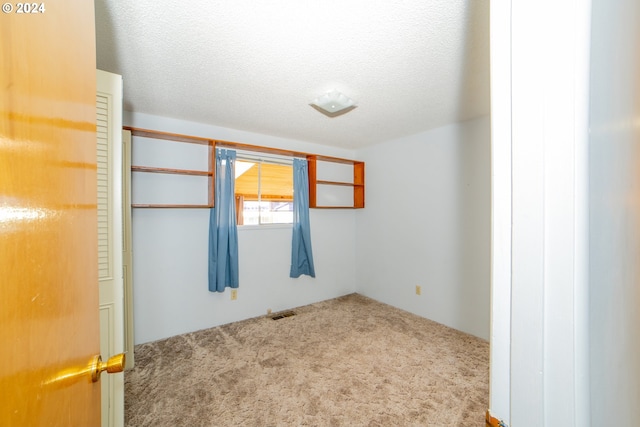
125;294;489;426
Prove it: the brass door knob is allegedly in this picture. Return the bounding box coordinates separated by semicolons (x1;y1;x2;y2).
90;353;126;383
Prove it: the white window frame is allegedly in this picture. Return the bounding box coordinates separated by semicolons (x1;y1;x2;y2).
235;150;295;227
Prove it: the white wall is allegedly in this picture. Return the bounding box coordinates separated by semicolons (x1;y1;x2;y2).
126;112;357;344
354;117;491;340
588;0;640;424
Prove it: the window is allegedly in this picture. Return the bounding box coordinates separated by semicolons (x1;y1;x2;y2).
234;153;293;225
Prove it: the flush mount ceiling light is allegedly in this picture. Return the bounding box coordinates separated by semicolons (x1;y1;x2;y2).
309;90;357;118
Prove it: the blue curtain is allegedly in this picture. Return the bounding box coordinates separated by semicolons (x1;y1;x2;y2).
208;149;239;292
290;158;316;278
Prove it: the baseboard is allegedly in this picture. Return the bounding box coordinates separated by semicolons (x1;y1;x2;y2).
486;410;507;427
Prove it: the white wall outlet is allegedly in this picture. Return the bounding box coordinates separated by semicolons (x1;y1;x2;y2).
416;285;422;296
230;289;238;300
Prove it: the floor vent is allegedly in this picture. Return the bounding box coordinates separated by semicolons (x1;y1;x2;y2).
271;311;296;320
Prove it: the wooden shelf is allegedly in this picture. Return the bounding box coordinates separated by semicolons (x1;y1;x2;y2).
308;206;358;209
316;180;363;187
307;155;365;209
126;127;215;208
131;204;212;209
126;127;364;210
131;166;212;176
124;126;213;146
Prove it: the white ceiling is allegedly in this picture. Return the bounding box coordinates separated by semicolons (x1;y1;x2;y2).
95;0;490;149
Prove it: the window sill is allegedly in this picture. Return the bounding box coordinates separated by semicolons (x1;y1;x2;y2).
237;224;292;231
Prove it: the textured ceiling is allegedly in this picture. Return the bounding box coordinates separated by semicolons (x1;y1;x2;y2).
95;0;489;149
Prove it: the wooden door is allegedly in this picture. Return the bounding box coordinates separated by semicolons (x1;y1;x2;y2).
0;2;100;426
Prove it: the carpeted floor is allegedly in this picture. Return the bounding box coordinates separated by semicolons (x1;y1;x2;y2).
125;294;489;426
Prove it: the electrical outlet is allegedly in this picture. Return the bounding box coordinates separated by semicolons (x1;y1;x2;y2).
416;285;422;296
230;289;238;300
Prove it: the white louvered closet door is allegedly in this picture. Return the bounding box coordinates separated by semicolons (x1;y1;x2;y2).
97;69;124;427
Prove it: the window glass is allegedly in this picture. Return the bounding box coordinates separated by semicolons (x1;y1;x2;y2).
235;158;293;225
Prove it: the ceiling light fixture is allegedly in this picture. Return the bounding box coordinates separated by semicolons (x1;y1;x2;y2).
309;90;357;118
